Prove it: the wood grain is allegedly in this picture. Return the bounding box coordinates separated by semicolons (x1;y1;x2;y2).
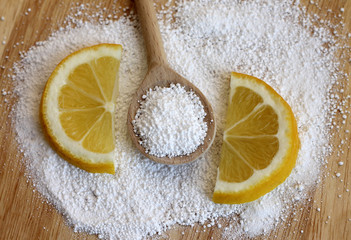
0;0;350;239
134;0;168;66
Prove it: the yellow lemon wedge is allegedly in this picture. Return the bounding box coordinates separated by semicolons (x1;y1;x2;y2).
40;44;122;174
213;72;300;204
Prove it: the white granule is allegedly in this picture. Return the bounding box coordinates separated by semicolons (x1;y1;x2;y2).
11;0;349;239
132;83;207;157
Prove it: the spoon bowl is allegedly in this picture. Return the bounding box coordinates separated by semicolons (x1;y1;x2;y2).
127;0;216;164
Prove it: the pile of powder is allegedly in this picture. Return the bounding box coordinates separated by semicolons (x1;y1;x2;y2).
11;0;349;239
132;83;207;157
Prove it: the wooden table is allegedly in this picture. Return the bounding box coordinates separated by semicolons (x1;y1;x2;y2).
0;0;350;239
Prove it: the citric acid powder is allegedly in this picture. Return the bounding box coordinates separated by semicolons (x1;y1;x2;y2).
132;83;207;157
12;0;349;239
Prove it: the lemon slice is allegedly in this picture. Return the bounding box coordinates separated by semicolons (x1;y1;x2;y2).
40;44;122;174
213;72;300;204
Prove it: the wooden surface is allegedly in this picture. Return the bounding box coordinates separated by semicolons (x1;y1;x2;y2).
0;0;350;239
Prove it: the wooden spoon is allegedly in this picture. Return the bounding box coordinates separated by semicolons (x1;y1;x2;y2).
127;0;216;164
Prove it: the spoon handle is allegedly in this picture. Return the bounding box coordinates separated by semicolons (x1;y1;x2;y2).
134;0;168;67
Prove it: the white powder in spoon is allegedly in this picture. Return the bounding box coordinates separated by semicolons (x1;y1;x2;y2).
11;0;349;239
132;83;207;157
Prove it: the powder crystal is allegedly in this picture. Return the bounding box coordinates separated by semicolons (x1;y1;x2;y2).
132;83;207;157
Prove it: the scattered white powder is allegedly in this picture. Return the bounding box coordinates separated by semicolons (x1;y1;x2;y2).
11;0;349;239
132;83;207;157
